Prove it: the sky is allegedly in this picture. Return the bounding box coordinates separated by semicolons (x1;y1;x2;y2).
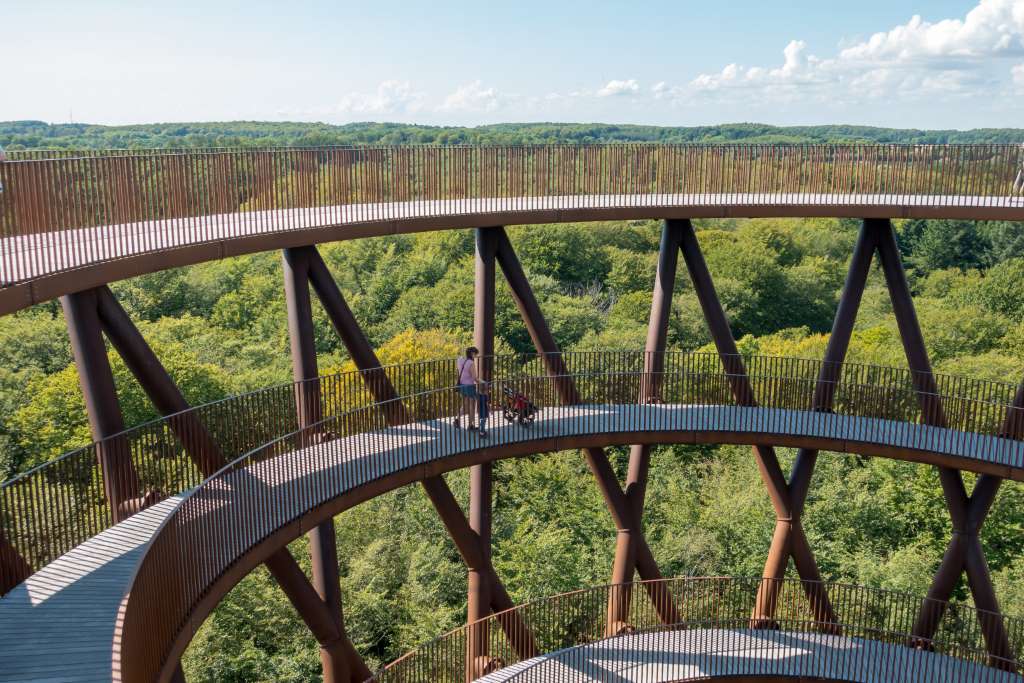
2;0;1023;130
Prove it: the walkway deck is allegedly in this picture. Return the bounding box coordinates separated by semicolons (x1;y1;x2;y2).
4;193;1024;315
3;404;1023;682
0;497;182;682
477;629;1024;682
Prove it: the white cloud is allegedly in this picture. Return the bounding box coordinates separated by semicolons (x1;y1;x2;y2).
1013;63;1024;88
438;81;505;112
597;79;640;97
336;81;425;115
687;0;1024;101
839;1;1024;63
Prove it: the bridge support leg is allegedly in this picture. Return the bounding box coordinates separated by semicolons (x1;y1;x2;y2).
61;289;141;521
264;550;369;681
63;285;228;518
64;280;369;682
752;221;876;628
871;219;1015;669
283;248;374;683
467;228;498;680
492;226;680;627
607;220;680;634
674;219;840;630
93;287;223;476
286;243;537;663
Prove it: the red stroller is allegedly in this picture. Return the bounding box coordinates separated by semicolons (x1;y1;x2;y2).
502;385;538;426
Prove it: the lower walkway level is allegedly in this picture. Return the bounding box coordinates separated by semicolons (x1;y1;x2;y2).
2;403;1023;681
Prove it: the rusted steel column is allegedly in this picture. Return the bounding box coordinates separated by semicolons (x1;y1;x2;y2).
310;521;371;682
420;477;537;660
964;534;1015;669
676;219;839;629
912;474;1013;667
875;218;1014;667
872;219;946;425
61;289;140;521
608;220;681;634
475;227;498;378
264;550;349;647
95;286;223;478
493;226;679;626
467;464;494;680
492;227;579;403
283;248;324;432
675;220;791;506
468;228;499;679
170;664;186;683
294;241;536;662
754;221;876;627
283;248;370;682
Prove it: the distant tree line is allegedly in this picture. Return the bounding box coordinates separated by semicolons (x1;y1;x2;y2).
2;120;1023;151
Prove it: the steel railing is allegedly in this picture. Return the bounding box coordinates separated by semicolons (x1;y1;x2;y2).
103;352;1024;681
372;578;1023;682
3;351;1024;599
1;144;1022;289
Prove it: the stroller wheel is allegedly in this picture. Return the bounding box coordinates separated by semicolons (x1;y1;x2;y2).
503;408;517;423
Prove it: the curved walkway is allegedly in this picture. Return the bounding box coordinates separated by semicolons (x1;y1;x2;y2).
4;193;1024;316
3;402;1024;681
477;629;1023;683
0;496;182;682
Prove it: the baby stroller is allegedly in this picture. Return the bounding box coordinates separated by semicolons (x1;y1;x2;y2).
502;385;538;426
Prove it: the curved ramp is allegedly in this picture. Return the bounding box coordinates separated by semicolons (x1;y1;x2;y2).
1;402;1018;681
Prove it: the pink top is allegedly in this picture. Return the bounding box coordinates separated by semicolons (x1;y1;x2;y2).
457;357;475;385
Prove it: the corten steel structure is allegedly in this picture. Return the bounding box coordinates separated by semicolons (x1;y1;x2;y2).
2;143;1024;316
1;145;1024;683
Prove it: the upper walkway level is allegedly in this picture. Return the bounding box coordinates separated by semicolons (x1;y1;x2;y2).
2;143;1023;315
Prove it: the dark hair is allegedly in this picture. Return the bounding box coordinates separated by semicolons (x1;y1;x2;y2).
466;346;479;359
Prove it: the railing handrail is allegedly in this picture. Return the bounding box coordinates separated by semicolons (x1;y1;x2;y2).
373;576;1023;681
100;355;1024;680
4;350;1021;488
5;349;1024;637
3;142;1022;315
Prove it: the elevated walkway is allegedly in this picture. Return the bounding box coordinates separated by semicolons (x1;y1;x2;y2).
4;193;1024;316
3;403;1023;681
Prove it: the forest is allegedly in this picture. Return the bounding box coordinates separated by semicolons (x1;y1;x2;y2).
3;120;1024;150
2;122;1024;681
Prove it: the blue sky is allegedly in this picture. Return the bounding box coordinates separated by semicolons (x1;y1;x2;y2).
3;0;1022;129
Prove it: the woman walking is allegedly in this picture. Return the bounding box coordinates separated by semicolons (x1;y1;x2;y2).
454;347;479;431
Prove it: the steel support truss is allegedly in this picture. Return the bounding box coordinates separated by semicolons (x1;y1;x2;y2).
283;244;538;683
488;226;681;634
51;212;1021;679
866;222;1019;670
62;284;365;683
